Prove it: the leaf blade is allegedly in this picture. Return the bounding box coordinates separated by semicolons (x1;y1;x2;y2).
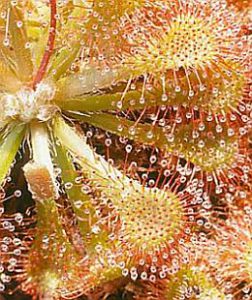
8;4;34;82
0;124;26;186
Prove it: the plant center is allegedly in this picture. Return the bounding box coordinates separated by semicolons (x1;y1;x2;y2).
0;82;58;123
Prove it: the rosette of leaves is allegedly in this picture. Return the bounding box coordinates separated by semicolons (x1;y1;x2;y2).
0;0;251;299
0;1;201;298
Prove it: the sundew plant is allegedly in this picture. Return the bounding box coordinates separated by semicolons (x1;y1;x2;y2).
0;0;251;299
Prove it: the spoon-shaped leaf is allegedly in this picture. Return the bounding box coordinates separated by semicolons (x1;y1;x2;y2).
55;63;245;114
70;112;237;173
54;142;109;251
25;196;85;299
53;117;184;253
